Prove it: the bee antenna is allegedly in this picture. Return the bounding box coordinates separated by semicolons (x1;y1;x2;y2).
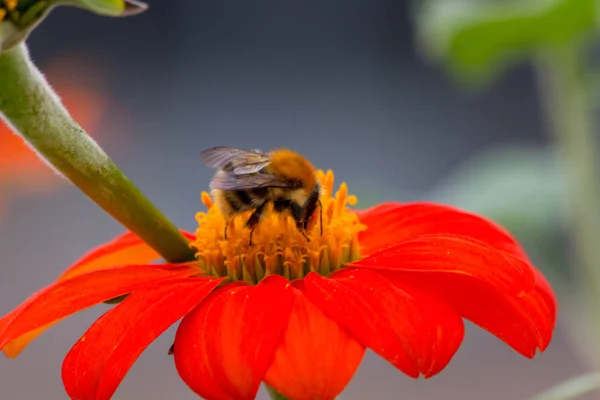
317;198;323;236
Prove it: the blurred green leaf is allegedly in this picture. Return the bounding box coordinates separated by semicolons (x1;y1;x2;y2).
428;145;570;280
55;0;147;16
415;0;598;85
429;145;567;231
57;0;125;15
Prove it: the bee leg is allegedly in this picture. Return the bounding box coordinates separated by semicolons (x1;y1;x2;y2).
291;202;310;242
223;217;235;240
300;230;311;242
272;199;289;242
245;203;267;246
317;199;323;236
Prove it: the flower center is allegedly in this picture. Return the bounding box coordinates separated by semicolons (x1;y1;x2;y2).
191;170;366;284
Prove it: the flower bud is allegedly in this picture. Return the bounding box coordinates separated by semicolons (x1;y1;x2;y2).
0;0;147;53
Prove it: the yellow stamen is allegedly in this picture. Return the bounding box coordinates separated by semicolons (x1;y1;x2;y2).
0;8;6;22
191;170;366;284
3;0;17;11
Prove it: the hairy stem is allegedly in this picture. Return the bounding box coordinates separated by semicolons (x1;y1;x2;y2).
535;40;600;365
0;44;195;263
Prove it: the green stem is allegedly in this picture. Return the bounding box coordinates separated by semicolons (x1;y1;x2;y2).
264;384;337;400
0;44;196;263
265;384;290;400
535;41;600;364
526;373;600;400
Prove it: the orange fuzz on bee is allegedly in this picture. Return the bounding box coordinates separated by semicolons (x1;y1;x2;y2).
200;147;323;245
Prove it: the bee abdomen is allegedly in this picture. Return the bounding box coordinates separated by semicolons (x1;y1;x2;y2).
225;188;268;211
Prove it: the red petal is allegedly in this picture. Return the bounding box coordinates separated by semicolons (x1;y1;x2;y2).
264;280;365;400
1;324;55;359
357;202;528;259
62;276;222;400
61;230;196;279
392;273;551;357
174;275;295;400
354;234;534;295
303;269;464;378
1;230;196;358
0;264;197;350
531;267;558;335
352;235;555;356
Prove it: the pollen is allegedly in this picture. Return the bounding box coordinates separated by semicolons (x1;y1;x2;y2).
191;170;366;284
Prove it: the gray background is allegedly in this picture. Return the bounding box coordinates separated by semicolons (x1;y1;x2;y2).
0;1;589;399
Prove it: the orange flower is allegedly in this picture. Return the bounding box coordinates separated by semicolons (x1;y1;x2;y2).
0;170;556;400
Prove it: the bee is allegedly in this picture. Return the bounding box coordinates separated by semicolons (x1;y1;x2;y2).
200;146;323;245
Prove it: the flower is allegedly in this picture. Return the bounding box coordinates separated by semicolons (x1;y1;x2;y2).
0;170;557;400
0;56;108;223
0;0;148;53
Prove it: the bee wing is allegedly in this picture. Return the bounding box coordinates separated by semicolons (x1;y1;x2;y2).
231;161;271;175
210;170;293;190
200;147;271;174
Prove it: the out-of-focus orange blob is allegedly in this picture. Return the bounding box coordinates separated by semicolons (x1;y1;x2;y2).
0;53;109;220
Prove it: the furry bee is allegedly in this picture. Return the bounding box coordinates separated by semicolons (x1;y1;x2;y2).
200;146;323;245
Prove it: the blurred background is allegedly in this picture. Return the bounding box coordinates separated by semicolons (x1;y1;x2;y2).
0;0;593;399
